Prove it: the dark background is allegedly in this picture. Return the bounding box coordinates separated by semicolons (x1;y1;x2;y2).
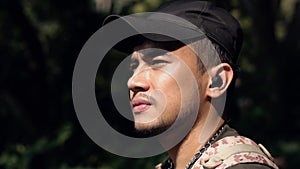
1;0;299;168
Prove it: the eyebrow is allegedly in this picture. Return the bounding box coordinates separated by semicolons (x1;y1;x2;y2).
141;49;168;59
131;47;169;61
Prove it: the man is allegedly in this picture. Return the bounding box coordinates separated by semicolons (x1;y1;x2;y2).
104;0;279;168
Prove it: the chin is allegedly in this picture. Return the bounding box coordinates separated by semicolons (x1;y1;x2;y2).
134;121;159;131
134;120;169;137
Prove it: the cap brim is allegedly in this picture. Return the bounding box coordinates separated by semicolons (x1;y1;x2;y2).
102;13;206;54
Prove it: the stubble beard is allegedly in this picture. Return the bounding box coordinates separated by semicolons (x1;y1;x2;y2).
134;116;172;137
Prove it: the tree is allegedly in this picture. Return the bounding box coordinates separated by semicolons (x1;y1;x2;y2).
0;0;298;168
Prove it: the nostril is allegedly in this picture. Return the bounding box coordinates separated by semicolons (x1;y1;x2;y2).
127;74;150;92
132;86;147;92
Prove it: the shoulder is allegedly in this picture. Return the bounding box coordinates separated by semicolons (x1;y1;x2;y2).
197;125;279;169
227;163;274;169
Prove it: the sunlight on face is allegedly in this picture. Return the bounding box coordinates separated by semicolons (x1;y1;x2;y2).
128;42;204;135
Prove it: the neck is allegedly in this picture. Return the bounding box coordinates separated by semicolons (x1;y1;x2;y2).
168;117;225;169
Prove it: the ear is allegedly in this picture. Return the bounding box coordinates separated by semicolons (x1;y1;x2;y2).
207;63;234;98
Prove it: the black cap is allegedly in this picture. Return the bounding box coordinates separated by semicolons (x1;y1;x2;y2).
103;0;243;62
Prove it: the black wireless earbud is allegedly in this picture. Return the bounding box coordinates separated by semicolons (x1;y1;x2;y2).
210;76;222;88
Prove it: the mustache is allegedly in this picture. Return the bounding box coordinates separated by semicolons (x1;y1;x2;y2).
130;92;156;104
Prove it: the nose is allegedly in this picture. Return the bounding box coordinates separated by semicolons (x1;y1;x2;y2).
127;71;150;95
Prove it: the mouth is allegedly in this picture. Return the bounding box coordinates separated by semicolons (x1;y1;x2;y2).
131;98;151;113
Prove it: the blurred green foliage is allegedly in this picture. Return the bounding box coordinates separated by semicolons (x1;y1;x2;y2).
0;0;299;169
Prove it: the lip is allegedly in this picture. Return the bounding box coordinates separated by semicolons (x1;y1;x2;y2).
131;98;151;113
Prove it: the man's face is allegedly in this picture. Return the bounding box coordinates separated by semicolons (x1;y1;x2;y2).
127;41;208;134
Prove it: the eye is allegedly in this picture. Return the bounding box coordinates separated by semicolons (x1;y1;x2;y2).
129;60;138;72
150;59;169;67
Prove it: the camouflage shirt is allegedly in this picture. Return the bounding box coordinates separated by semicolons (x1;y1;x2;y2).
156;124;279;169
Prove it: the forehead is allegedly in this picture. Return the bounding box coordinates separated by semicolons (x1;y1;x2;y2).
131;40;201;66
133;40;186;53
132;40;201;67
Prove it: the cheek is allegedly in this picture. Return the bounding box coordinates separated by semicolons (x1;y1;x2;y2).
155;72;180;95
157;72;182;108
170;65;201;112
154;72;182;107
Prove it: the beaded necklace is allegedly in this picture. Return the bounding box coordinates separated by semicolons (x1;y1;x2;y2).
161;125;225;169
